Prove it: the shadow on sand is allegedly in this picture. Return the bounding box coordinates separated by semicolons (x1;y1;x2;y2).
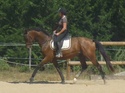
9;80;73;85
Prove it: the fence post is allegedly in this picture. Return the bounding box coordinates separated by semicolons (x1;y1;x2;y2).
29;48;32;69
100;53;103;61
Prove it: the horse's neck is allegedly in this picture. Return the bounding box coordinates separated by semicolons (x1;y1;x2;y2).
35;32;51;46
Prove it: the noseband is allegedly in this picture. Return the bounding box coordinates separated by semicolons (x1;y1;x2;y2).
25;33;33;46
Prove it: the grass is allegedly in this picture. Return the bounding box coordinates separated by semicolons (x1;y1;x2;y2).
0;67;64;82
0;67;109;82
0;62;125;82
0;65;94;82
0;60;65;82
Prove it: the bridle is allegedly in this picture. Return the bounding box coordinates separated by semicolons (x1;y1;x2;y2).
25;31;52;48
25;33;33;47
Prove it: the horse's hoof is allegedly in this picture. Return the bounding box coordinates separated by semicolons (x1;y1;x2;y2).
30;78;34;83
61;80;65;84
73;78;77;83
103;79;106;84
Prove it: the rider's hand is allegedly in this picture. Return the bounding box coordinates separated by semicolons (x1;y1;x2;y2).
55;32;60;36
53;30;56;34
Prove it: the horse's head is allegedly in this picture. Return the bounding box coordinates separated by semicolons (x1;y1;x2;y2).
24;29;34;49
24;27;51;49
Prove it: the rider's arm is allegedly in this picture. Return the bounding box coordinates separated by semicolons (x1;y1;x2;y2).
58;22;67;35
56;16;67;36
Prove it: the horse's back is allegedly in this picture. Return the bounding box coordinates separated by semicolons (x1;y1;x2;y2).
71;37;94;45
71;37;96;50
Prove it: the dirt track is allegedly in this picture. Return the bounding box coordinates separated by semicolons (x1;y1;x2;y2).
0;79;125;93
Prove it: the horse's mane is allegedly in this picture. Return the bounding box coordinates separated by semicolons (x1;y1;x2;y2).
24;27;50;36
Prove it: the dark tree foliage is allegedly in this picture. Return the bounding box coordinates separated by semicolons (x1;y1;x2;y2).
0;0;125;63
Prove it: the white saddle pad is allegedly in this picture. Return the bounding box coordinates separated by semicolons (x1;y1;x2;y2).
50;38;71;50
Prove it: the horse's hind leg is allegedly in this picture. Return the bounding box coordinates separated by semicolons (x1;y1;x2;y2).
83;51;105;83
75;54;88;79
90;57;105;83
95;62;105;83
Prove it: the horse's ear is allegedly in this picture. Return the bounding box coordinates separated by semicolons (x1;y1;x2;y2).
24;28;29;35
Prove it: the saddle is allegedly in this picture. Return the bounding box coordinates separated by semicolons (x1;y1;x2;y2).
50;34;71;50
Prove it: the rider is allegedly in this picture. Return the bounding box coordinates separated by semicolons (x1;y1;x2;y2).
53;7;68;57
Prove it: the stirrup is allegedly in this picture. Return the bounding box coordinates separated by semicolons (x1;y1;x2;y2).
56;53;63;58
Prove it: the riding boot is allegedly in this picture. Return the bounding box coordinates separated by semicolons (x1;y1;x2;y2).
54;42;59;55
56;42;63;57
54;42;58;50
58;42;63;57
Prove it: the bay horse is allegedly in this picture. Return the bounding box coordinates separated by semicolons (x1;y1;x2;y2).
24;28;114;83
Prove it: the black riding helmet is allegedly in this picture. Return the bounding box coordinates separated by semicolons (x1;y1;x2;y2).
58;8;67;15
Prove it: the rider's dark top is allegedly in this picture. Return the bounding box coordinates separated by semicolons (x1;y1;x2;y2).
54;15;68;42
56;15;68;33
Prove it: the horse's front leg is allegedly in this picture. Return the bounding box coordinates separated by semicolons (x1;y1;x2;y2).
30;65;41;83
29;57;50;83
53;59;65;84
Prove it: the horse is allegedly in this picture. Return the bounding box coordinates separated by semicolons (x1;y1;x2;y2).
24;28;114;83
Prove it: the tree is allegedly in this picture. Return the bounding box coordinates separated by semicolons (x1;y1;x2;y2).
0;0;125;63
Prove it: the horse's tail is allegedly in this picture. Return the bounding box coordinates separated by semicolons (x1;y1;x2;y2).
94;40;114;72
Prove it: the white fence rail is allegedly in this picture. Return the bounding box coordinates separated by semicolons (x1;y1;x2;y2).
1;42;125;71
0;43;39;69
66;41;125;79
